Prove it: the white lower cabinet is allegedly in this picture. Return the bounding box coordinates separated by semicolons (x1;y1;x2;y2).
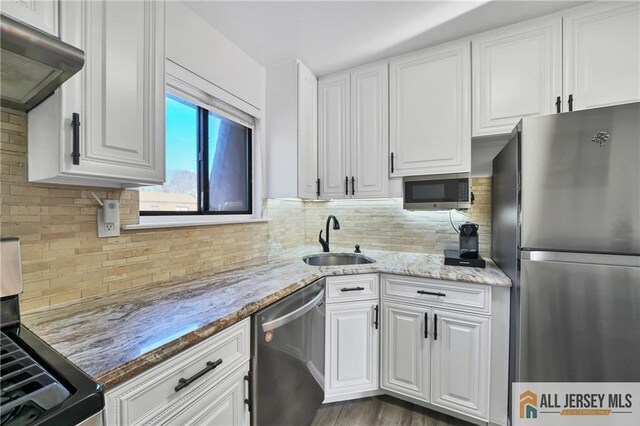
324;275;380;402
380;301;430;402
431;309;490;420
380;274;494;423
105;319;250;426
157;366;249;426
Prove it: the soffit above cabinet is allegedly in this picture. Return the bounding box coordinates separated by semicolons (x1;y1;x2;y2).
185;1;587;76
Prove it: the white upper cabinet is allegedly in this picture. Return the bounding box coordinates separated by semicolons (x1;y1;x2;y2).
28;0;165;188
0;0;58;35
265;59;317;199
472;16;562;136
350;63;389;198
318;72;351;199
563;1;640;111
389;40;470;177
297;62;319;199
318;62;389;199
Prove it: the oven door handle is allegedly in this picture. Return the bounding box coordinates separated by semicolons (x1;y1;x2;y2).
262;290;324;332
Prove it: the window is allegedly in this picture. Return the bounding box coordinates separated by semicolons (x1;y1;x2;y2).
140;92;253;216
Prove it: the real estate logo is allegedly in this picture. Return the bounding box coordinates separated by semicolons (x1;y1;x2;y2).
520;390;538;419
513;383;640;426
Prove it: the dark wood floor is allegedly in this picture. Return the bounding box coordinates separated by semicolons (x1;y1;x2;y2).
311;395;474;426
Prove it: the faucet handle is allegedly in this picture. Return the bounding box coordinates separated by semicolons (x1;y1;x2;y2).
354;244;361;253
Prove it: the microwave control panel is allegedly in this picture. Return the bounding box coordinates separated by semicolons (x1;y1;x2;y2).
459;179;469;201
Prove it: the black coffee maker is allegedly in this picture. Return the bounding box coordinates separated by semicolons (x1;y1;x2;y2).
458;223;479;259
444;222;484;267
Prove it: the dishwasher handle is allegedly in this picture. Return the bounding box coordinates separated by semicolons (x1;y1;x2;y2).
262;290;325;332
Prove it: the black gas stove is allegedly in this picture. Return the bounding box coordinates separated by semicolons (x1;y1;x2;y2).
1;238;104;425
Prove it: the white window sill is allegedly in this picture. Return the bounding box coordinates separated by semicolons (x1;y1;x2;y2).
121;216;269;230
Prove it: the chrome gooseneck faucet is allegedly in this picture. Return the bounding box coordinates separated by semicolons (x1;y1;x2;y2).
319;215;340;252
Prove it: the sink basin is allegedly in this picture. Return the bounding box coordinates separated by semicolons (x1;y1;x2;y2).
302;253;376;266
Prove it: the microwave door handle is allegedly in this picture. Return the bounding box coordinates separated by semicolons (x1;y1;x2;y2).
262;290;324;332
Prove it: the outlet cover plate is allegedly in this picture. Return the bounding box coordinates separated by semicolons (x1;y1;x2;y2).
97;200;120;238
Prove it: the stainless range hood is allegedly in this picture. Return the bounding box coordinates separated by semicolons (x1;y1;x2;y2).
0;14;84;112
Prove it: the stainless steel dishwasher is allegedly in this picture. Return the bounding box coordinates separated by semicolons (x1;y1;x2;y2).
251;278;325;426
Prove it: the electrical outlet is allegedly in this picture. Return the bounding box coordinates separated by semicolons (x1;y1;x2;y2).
97;200;120;238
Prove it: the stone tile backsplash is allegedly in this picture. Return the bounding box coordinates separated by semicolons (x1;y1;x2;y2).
1;108;268;311
2;106;492;312
266;177;491;257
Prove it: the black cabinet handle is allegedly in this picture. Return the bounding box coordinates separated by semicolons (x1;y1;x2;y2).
434;314;438;341
374;305;379;329
244;371;252;412
175;359;222;392
316;178;320;197
341;286;365;292
424;312;428;339
390;152;394;173
351;176;355;196
71;113;81;165
568;94;574;112
555;96;561;113
417;290;446;297
345;176;349;195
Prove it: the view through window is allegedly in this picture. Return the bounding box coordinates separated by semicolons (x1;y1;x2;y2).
140;93;252;215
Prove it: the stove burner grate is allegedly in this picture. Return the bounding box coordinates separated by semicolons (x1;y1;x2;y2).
0;332;71;425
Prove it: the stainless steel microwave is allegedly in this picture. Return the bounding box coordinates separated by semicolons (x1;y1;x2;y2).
403;173;471;210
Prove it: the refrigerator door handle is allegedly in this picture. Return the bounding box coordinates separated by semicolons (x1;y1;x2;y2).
521;250;640;267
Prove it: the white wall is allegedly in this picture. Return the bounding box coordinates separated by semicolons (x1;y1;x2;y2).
166;2;265;111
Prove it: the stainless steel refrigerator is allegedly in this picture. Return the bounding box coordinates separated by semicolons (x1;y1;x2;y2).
491;102;640;419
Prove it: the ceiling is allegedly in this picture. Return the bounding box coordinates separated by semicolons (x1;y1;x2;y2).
185;1;586;77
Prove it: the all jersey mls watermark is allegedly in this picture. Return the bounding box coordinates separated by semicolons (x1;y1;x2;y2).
513;383;640;426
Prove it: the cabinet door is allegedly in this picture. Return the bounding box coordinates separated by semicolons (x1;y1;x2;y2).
380;301;430;402
472;17;562;136
297;62;318;199
1;0;58;35
431;309;490;420
59;0;165;185
350;63;389;198
389;40;470;177
563;2;640;111
318;73;350;199
154;366;249;426
325;301;379;399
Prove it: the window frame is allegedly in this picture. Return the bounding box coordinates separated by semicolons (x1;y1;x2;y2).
140;88;254;217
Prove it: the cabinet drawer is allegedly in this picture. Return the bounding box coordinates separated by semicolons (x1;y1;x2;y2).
381;275;490;314
147;363;249;426
326;274;379;303
105;319;250;426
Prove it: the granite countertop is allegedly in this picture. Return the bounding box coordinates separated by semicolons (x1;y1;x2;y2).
22;246;511;390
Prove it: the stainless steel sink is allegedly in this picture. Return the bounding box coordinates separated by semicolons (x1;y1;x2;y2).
302;253;376;266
